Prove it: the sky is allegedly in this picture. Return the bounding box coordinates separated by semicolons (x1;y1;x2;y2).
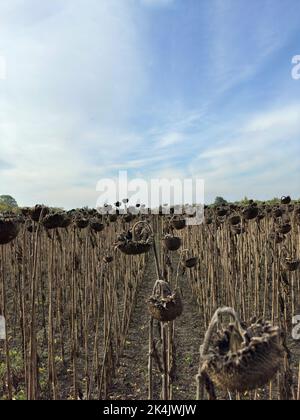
0;0;300;208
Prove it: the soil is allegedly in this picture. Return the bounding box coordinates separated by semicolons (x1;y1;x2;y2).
108;252;202;400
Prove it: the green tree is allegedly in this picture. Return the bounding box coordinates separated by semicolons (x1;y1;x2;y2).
0;195;18;210
214;196;228;206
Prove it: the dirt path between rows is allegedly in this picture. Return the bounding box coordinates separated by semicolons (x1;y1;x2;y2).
108;252;202;400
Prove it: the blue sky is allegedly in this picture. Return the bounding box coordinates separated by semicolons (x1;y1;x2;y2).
0;0;300;207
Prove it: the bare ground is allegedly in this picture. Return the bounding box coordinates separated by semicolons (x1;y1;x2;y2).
108;253;202;400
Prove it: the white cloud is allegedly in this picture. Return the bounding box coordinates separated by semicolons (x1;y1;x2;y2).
157;131;184;148
1;0;299;207
0;0;147;208
190;103;300;202
244;105;300;132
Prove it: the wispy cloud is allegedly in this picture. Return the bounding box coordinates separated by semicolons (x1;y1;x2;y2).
190;104;300;201
156;131;184;149
0;0;147;207
244;105;300;132
1;0;300;207
200;0;300;97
